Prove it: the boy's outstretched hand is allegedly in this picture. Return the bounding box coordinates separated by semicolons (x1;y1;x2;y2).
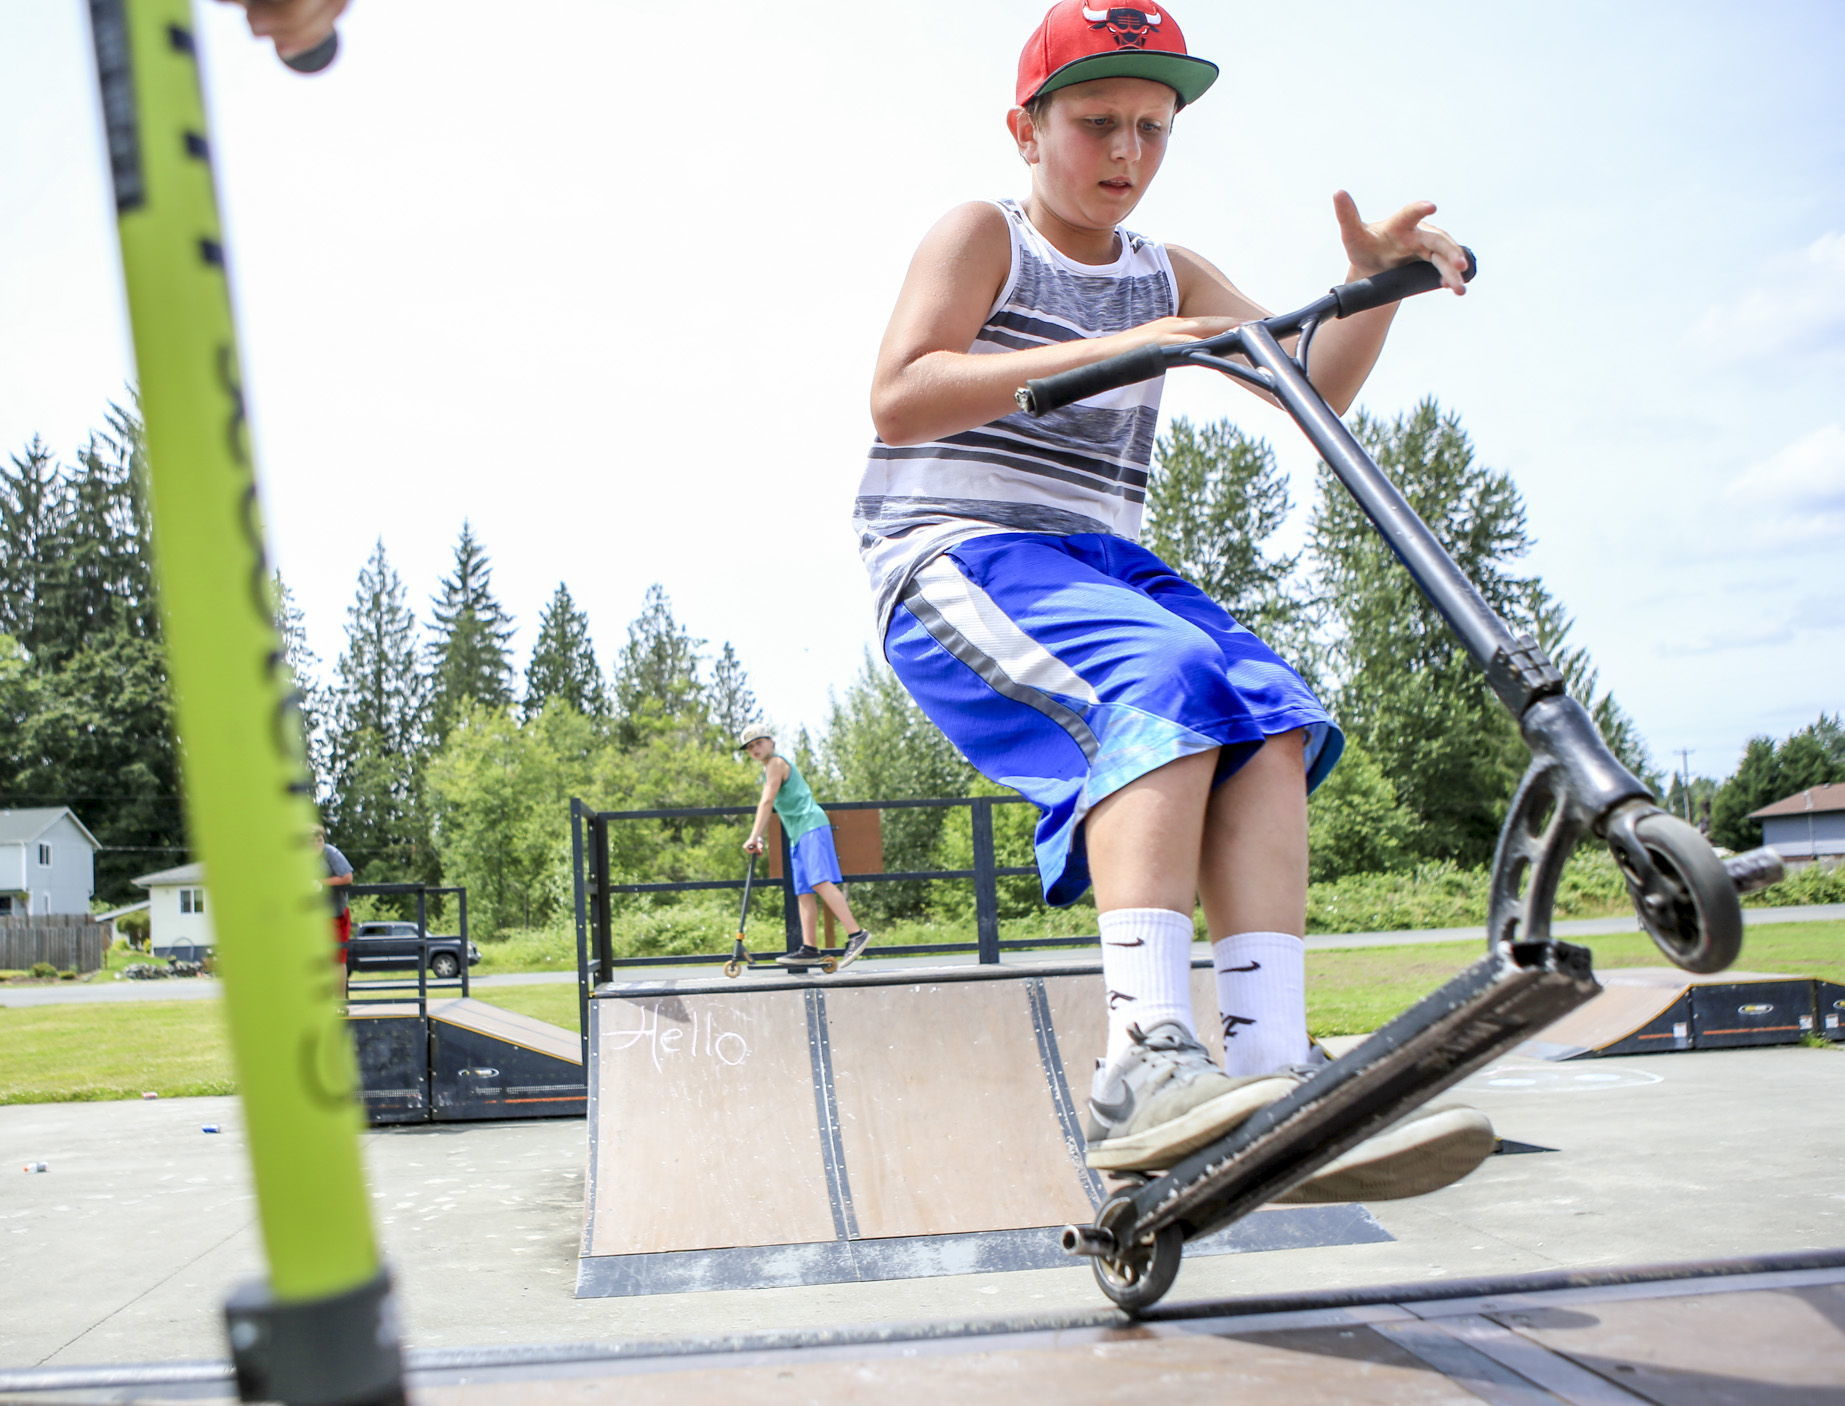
1333;191;1470;295
215;0;348;64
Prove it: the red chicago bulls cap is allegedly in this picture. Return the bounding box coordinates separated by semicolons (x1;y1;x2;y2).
1016;1;1218;109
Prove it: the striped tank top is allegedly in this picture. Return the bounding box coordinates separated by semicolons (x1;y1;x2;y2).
853;197;1178;628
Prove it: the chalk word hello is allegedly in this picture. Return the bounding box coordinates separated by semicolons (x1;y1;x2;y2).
604;1002;750;1072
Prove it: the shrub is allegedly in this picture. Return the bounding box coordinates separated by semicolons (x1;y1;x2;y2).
608;895;740;960
29;962;56;979
1746;860;1845;907
115;911;151;948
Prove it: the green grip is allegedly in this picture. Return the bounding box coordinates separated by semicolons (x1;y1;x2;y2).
90;0;378;1302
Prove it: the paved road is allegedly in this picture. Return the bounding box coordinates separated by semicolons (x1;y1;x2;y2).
5;903;1839;1008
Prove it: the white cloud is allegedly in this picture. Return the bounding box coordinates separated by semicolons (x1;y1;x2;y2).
1689;232;1845;360
1720;423;1845;547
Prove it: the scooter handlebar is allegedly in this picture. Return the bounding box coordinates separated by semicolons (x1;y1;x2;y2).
1015;342;1168;417
1018;248;1477;416
1327;248;1476;318
281;30;339;72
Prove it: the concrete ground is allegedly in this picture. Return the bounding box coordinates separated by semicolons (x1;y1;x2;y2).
3;1040;1841;1375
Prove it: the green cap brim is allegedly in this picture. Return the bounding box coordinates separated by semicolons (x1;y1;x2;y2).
1034;52;1219;108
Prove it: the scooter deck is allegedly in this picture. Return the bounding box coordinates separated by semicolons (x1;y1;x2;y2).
1111;941;1599;1247
723;942;838;977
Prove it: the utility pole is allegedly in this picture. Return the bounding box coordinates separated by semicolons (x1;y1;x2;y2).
1675;749;1694;821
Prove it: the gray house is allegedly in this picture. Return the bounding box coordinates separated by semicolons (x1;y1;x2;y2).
0;808;100;917
1748;783;1845;868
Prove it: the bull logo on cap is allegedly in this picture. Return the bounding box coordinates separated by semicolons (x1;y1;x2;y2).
1083;6;1163;49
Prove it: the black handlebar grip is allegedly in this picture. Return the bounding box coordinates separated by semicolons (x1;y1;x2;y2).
1016;343;1168;416
1328;247;1477;318
281;30;339;73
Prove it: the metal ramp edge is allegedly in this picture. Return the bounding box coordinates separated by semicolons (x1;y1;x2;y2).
5;1248;1842;1399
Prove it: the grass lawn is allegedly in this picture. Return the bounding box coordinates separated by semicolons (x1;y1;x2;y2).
3;922;1839;1105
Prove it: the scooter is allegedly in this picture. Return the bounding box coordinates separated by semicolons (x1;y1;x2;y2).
1019;252;1785;1313
722;853;837;978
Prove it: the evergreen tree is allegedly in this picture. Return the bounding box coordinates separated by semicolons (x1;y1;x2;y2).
35;406;157;667
1522;590;1656;791
1143;416;1306;662
326;541;432;880
1709;714;1845;850
523;582;604;719
0;438;65;655
609;584;708;743
812;651;976;919
273;573;330;795
708;641;760;741
1308;400;1538;866
427;522;515;743
0;408;182;899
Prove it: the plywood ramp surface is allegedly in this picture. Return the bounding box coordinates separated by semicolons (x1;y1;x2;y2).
827;980;1090;1237
1525;968;1804;1058
431;998;580;1064
580;967;1389;1295
1040;966;1228;1102
587;991;833;1257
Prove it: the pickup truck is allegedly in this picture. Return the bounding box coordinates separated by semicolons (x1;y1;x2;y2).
346;921;481;980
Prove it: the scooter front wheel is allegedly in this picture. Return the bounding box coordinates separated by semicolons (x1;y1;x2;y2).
723;959;743;979
1619;810;1743;974
1090;1193;1183;1314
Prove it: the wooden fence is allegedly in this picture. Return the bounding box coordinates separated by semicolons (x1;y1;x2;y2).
0;917;109;973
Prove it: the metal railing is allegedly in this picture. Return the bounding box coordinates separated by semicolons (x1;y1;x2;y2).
569;795;1091;1030
343;883;472;1012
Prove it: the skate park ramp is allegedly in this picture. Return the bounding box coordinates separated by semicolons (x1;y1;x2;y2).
349;997;586;1125
1520;968;1825;1061
578;963;1387;1298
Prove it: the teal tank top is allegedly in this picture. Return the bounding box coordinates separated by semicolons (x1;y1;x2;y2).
772;756;830;844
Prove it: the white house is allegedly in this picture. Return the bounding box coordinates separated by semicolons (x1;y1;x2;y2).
0;808;100;917
132;861;215;960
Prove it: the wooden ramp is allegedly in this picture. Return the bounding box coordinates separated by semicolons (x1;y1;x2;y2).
348;997;586;1124
1520;968;1821;1060
578;964;1387;1298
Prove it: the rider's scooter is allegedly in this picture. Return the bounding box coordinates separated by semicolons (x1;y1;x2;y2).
1018;254;1785;1313
723;853;837;978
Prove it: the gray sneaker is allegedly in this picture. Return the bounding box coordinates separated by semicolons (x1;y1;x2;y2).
774;944;823;967
836;929;872;969
1277;1102;1496;1204
1084;1021;1299;1173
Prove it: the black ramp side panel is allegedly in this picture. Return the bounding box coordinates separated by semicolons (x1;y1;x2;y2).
348;1012;430;1124
429;999;586;1121
1820;982;1845;1042
1691;978;1816;1050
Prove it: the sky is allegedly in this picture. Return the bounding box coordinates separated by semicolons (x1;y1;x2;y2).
4;0;1842;789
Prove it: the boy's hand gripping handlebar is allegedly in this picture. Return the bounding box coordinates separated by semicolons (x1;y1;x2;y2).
1016;250;1477;416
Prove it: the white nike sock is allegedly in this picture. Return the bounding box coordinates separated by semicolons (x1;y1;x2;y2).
1099;907;1197;1066
1211;930;1309;1076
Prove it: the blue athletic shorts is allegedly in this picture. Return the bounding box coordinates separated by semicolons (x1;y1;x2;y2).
788;825;844;895
884;532;1342;906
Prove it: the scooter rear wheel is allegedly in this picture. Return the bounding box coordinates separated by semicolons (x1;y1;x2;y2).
1626;811;1743;974
1090;1192;1184;1314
